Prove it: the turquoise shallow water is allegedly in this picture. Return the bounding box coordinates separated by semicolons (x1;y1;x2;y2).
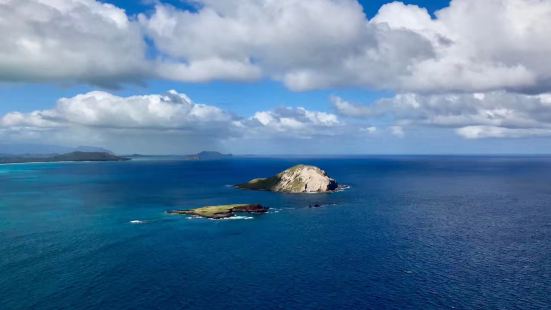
1;157;550;309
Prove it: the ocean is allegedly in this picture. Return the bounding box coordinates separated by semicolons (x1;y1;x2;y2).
1;156;550;309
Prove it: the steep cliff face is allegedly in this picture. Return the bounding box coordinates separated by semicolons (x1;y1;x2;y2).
236;165;338;193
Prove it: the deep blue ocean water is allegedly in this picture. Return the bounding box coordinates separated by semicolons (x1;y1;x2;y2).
1;156;550;309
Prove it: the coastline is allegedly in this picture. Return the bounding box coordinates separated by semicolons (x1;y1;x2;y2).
0;159;132;166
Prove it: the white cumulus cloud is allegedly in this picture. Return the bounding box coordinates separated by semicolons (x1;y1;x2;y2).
371;0;551;93
140;0;434;91
0;90;239;152
3;0;551;95
0;90;345;152
456;126;551;139
138;0;551;93
0;0;149;87
333;91;551;139
246;107;341;137
0;90;233;129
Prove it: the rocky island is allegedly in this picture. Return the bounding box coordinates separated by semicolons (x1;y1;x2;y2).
167;204;268;219
236;164;338;193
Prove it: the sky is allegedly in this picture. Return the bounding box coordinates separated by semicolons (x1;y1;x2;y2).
1;0;551;154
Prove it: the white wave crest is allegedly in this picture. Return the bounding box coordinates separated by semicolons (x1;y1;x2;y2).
209;216;254;221
334;185;350;192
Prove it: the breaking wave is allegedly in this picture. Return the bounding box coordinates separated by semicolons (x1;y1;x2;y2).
210;216;254;221
334;184;350;192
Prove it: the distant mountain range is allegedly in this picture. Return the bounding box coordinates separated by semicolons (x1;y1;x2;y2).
183;151;233;160
0;151;128;164
0;144;233;163
0;144;111;155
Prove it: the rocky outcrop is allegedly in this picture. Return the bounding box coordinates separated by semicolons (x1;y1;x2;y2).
236;165;338;193
167;204;268;219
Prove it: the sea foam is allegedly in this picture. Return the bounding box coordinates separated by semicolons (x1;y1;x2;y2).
209;216;254;221
334;184;351;192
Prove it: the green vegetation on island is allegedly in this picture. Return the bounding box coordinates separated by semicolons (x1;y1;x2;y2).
167;204;268;219
236;176;281;191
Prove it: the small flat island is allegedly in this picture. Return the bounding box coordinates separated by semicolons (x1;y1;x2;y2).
167;204;268;219
236;164;338;193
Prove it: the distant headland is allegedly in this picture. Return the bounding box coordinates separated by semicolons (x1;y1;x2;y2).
0;151;129;164
183;151;232;161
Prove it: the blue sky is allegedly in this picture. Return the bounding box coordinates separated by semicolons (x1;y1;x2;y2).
1;0;551;154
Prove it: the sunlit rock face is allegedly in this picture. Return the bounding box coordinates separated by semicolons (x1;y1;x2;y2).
236;165;338;193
